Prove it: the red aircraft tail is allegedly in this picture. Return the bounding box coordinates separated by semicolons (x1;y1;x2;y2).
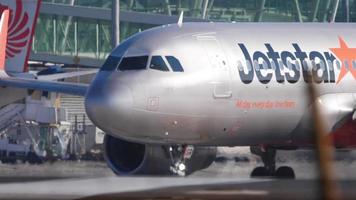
0;0;41;74
0;8;9;76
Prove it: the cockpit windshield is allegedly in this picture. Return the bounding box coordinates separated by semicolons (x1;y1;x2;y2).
100;56;121;71
166;56;184;72
118;56;148;71
150;56;169;72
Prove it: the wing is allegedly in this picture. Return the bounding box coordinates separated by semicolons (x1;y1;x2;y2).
36;69;98;81
0;77;88;96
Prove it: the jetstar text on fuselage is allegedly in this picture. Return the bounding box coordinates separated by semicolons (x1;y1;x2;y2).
237;37;356;84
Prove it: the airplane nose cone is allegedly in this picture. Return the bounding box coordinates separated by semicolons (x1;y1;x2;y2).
85;84;133;133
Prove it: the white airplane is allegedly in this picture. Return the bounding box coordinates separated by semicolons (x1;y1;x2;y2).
1;1;356;178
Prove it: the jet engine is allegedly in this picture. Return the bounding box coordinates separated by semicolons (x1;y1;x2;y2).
104;134;217;175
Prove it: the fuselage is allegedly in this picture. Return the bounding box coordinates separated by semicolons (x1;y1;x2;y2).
85;22;356;146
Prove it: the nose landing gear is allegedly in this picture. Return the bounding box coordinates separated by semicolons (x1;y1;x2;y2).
168;145;194;176
250;146;295;179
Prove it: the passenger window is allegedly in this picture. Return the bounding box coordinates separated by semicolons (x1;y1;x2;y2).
100;56;121;71
150;56;169;71
118;56;148;71
166;56;184;72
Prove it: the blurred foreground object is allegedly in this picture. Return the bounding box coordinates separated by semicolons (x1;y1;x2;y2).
307;76;340;200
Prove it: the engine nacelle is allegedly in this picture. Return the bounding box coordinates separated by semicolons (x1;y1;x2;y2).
104;134;217;175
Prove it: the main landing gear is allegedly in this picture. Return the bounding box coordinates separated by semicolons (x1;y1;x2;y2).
250;146;295;179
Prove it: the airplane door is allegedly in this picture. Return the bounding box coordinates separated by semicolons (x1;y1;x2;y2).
197;36;232;99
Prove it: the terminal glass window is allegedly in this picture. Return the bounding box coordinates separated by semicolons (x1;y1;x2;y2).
118;56;149;71
150;56;169;71
166;56;184;72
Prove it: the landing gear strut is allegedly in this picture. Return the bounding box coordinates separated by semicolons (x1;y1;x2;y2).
168;145;194;176
250;146;295;179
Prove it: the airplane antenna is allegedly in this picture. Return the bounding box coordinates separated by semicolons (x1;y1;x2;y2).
178;11;184;28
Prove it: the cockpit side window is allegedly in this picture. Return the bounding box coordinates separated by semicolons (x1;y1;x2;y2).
150;56;169;72
166;56;184;72
118;56;148;71
100;56;121;71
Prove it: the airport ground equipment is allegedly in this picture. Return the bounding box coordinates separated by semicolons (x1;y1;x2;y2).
0;138;30;163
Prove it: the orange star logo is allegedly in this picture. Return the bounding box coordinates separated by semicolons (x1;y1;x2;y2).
330;37;356;84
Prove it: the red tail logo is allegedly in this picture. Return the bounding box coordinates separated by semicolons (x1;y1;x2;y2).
0;9;9;71
0;0;29;59
330;37;356;84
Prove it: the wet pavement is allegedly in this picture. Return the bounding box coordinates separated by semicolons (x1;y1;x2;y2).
0;148;355;199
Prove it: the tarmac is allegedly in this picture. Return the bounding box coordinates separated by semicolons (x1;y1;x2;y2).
0;148;355;200
0;176;356;200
